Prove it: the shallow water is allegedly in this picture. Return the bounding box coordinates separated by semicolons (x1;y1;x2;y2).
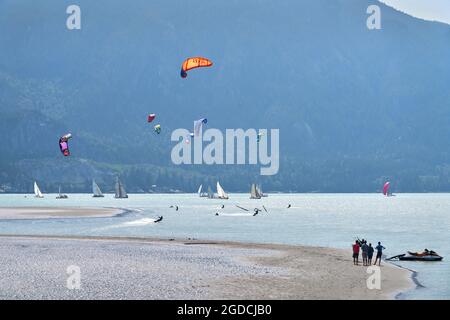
0;193;448;299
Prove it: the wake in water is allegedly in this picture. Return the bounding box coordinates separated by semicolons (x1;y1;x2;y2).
215;213;254;217
122;218;159;226
91;216;161;231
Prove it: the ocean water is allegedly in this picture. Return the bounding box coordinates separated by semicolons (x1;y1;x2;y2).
0;193;449;299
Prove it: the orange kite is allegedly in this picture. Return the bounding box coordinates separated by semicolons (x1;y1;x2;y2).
180;57;213;78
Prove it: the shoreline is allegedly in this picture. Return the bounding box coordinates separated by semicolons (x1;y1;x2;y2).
388;261;424;300
0;234;414;299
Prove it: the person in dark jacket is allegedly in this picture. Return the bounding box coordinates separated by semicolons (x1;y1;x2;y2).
367;243;374;265
374;242;386;266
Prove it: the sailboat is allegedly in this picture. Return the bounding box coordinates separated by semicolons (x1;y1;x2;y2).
92;180;104;198
216;181;229;199
56;186;68;199
34;181;44;198
115;178;128;199
257;184;268;197
250;183;261;199
197;184;208;198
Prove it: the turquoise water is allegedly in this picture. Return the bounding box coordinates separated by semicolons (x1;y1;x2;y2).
0;193;449;299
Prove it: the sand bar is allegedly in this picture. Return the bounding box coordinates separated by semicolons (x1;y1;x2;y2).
0;235;414;299
0;207;121;219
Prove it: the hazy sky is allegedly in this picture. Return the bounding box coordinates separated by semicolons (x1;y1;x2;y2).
380;0;450;24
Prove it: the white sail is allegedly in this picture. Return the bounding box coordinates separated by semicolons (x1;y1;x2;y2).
216;182;229;199
34;182;43;198
120;182;128;198
115;180;120;198
92;180;104;197
257;184;268;197
197;184;203;195
115;178;128;198
250;183;261;199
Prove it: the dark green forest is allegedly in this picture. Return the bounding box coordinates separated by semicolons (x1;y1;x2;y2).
0;0;449;193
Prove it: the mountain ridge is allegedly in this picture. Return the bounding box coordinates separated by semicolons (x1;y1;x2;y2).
0;0;449;193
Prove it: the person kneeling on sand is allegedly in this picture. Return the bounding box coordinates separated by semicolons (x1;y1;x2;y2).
352;240;360;265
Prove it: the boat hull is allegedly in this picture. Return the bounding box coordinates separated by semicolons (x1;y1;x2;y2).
399;255;443;261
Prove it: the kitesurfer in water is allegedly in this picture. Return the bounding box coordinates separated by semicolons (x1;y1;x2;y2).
287;204;291;208
154;216;163;223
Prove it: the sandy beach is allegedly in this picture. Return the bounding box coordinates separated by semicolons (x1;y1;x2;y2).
0;207;121;219
0;235;414;300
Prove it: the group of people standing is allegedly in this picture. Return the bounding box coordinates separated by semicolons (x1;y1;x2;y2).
352;239;385;266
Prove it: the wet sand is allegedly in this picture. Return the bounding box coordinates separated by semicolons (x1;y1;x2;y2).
0;207;121;219
0;235;414;300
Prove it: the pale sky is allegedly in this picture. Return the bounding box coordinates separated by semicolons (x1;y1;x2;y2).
379;0;450;24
